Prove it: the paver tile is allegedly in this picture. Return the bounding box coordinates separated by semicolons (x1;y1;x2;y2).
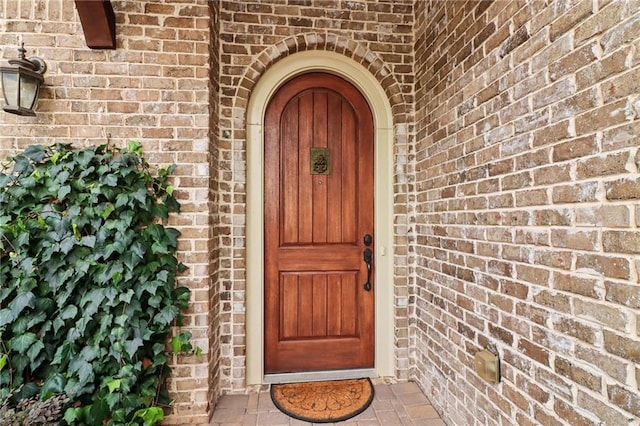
397;391;431;406
406;403;441;419
390;382;421;395
257;411;292;425
210;408;247;423
210;382;446;425
216;394;250;409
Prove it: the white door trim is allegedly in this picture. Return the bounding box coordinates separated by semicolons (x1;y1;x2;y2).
246;50;395;385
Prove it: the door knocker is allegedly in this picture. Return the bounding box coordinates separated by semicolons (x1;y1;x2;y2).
310;147;330;175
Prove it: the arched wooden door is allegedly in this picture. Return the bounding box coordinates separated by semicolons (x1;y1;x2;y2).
264;73;375;373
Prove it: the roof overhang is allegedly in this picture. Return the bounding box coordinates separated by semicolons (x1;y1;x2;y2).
74;0;116;49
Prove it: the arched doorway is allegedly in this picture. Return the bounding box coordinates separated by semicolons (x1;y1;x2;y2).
246;50;395;385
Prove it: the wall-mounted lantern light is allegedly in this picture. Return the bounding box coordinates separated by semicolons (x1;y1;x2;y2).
0;44;47;116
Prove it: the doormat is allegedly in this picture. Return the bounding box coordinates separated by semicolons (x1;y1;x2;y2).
270;378;374;423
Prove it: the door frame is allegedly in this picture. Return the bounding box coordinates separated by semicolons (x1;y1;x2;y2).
246;50;394;385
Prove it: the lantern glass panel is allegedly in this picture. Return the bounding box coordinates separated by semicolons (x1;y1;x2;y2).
19;73;38;109
1;71;18;107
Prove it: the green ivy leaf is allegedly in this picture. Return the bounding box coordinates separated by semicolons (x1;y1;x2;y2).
119;288;135;304
154;305;178;326
60;236;76;254
69;357;94;388
10;332;37;353
41;373;65;400
0;287;12;303
107;378;121;393
80;234;96;248
170;336;182;354
9;291;35;317
101;203;115;219
22;144;46;162
100;173;118;187
132;187;148;204
128;140;143;155
124;338;143;359
89;399;109;423
148;295;162;308
60;304;78;320
57;184;71;200
53;316;65;334
134;406;164;425
27;340;45;365
63;406;82;424
0;308;16;327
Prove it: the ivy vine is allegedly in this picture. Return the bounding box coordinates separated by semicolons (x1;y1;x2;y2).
0;142;193;425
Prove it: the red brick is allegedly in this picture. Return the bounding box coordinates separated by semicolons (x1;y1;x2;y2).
533;290;571;313
533;121;571;148
518;338;550;366
533;164;571;185
608;385;640;417
552;229;598;251
604;331;640;362
576;151;630;179
552;182;598;204
575;253;630;280
533;209;571;226
554;398;599;426
603;231;640;254
552;135;598;161
605;178;640;200
605;281;640;308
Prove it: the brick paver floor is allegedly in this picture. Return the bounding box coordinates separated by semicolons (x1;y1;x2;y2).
210;379;446;425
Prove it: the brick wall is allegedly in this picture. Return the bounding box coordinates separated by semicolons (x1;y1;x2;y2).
217;0;415;392
207;0;222;420
0;1;213;423
414;1;640;424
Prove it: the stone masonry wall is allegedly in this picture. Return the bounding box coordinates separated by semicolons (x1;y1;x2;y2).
0;1;213;423
414;1;640;425
217;0;415;393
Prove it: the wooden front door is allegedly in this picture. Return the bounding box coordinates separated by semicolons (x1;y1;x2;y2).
264;73;375;374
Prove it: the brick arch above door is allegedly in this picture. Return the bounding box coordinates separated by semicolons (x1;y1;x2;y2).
232;32;411;126
244;49;406;386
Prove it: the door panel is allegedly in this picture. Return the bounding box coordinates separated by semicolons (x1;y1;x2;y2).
279;272;358;339
265;72;374;374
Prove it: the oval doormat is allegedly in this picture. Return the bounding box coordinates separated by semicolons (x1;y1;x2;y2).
270;378;374;423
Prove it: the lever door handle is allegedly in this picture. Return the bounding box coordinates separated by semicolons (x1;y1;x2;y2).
363;248;372;291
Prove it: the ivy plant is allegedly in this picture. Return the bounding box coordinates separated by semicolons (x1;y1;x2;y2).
0;142;192;425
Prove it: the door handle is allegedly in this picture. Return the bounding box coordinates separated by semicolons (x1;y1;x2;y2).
363;248;372;291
